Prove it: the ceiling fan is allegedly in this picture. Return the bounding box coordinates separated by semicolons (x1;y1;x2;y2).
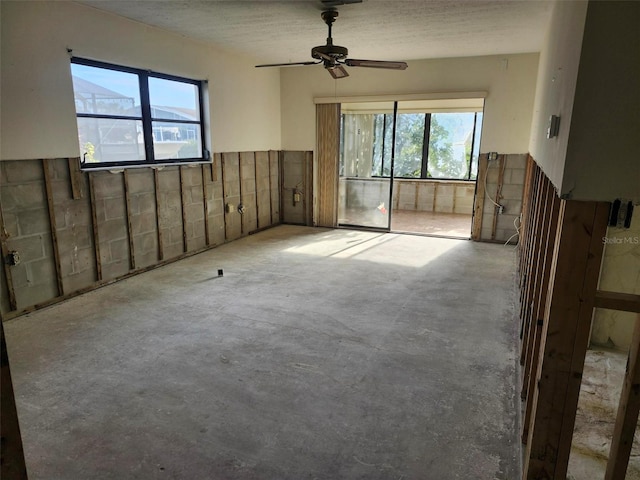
255;10;408;79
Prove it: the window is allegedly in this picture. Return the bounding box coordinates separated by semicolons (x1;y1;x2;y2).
71;58;208;168
349;110;483;181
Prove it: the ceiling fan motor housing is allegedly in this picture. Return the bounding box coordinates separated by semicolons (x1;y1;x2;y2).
311;44;348;62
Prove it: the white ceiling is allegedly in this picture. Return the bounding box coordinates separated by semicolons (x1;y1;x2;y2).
77;0;554;64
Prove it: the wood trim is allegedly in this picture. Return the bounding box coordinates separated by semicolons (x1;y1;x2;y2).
253;152;260;230
268;151;274;225
0;206;17;311
153;168;164;261
88;173;102;281
42;159;64;296
595;291;640;313
605;313;640;480
123;170;136;270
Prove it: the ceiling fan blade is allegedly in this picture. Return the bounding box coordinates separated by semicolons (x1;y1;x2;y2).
344;59;408;70
255;61;321;68
327;64;349;79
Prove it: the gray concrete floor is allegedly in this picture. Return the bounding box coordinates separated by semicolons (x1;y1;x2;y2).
4;225;521;479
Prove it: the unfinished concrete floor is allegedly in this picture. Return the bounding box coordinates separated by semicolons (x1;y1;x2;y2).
391;210;472;238
4;225;520;479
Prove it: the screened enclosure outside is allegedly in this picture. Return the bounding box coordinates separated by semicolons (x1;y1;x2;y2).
338;98;484;235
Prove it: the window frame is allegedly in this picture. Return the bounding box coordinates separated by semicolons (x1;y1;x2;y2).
71;57;209;169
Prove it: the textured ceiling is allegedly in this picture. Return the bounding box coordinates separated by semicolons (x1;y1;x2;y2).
77;0;553;64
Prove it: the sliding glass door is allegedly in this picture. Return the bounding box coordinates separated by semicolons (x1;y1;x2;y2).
337;102;395;230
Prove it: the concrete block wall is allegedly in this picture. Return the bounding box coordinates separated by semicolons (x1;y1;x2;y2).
0;160;58;309
342;178;475;215
281;151;313;226
480;153;527;242
0;151;289;318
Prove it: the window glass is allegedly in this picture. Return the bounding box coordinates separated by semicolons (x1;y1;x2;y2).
428;112;476;179
71;64;141;117
77;118;145;163
152;121;202;160
149;77;200;120
394;113;425;178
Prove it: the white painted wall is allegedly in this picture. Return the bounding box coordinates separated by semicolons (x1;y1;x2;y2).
528;0;588;192
0;1;281;160
562;1;640;202
281;53;539;154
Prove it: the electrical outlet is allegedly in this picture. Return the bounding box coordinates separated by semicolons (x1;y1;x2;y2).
498;205;505;215
5;251;20;266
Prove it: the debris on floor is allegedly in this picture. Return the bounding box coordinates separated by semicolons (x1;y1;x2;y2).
568;348;640;480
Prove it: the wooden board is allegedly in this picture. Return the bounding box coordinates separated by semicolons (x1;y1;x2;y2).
316;103;340;227
523;199;610;480
471;154;487;241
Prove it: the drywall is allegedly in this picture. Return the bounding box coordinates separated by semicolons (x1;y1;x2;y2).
562;1;640;202
591;213;640;351
281;53;539;155
528;0;588;192
0;1;281;160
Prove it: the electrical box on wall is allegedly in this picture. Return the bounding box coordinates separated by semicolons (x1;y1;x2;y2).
547;115;561;138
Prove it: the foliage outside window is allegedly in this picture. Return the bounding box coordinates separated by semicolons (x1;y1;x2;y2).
71;58;208;168
366;111;483;180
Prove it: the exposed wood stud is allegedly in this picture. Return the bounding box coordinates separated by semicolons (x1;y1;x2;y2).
605;313;640;480
491;154;506;240
522;188;561;442
433;183;438;214
0;206;18;311
595;291;640;313
238;153;244;235
153;168;164;261
67;157;84;200
211;156;216;182
42;159;64;297
279;151;284;224
305;151;313;226
123;170;136;270
179;166;188;252
523;199;610;480
268;151;274;225
88;172;103;281
254;152;260;230
202;164;210;246
221;153;229;241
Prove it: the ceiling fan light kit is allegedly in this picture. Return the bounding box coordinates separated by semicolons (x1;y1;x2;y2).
256;10;408;79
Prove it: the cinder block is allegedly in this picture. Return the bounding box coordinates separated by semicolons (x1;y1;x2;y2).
27;256;57;287
92;172;124;198
51;178;72;202
3;159;43;183
136;231;157;254
158;168;180;191
104;196;127;221
169;226;184;246
501;184;524;200
131;212;157;236
16;280;58;310
190;185;204;204
17;208;50;236
13;234;45;262
131;192;156;215
3;212;19;237
126;169;154;194
1;183;47;211
57;224;92;250
51;158;71;181
10;263;29;288
63;268;96;295
509;168;526;185
109;238;130;262
99;218;128;242
101;259;129;282
507;154;527;169
186;204;204;223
